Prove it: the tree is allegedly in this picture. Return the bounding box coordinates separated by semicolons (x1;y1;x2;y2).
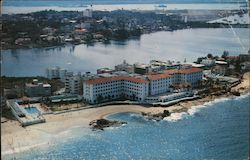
207;53;213;59
107;95;111;100
222;50;229;59
132;94;136;101
97;95;104;103
196;57;205;64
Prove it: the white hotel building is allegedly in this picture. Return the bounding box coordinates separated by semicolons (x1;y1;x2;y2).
83;67;203;104
83;76;149;104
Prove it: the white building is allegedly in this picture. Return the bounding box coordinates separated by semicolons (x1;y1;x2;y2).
46;67;67;82
65;75;81;95
83;76;149;104
83;67;203;104
162;67;203;87
147;73;172;96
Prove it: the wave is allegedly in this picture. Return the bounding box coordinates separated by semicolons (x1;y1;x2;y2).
163;112;187;122
163;93;249;122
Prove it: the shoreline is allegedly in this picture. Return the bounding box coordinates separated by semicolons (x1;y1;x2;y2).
2;73;250;157
2;93;249;156
2;27;249;51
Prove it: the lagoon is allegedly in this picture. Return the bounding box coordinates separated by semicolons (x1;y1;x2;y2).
2;28;249;77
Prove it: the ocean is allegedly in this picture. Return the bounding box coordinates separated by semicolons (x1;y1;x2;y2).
3;94;250;160
2;1;248;14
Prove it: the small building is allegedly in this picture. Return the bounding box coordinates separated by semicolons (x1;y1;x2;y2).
25;79;51;97
212;61;228;75
97;68;113;74
200;58;215;67
15;38;31;45
134;63;150;75
115;60;134;73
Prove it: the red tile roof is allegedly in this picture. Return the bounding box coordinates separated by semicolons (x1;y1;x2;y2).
146;73;171;81
85;76;148;84
163;67;203;74
85;68;202;84
147;67;202;81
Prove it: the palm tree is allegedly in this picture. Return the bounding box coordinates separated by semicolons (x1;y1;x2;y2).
97;95;104;103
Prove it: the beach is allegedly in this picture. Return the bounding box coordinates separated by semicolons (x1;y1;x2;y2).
2;72;250;157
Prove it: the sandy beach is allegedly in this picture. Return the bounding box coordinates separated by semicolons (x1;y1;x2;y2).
2;72;250;157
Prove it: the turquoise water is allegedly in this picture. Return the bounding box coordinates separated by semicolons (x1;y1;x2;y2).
25;107;40;114
4;95;250;160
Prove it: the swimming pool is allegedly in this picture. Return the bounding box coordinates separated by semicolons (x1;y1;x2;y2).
25;107;40;114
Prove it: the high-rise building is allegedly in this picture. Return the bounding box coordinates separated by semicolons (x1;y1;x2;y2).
65;75;81;95
46;67;67;82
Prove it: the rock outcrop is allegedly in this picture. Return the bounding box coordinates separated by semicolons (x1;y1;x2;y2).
89;119;127;130
141;110;171;121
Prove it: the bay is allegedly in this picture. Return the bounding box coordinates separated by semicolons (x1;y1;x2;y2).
2;28;249;77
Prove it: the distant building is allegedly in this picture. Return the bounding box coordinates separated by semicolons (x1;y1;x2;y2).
65;75;81;95
14;38;31;45
46;67;67;82
114;60;134;73
25;79;51;97
97;68;113;74
212;61;228;75
239;53;250;62
134;63;150;75
200;59;216;66
241;61;250;71
80;22;91;29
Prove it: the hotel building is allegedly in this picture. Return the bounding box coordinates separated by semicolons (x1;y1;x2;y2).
83;76;149;104
83;67;203;104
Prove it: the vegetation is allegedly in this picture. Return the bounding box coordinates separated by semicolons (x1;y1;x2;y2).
0;76;64;98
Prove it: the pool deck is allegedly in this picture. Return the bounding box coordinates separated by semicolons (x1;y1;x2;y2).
6;100;46;127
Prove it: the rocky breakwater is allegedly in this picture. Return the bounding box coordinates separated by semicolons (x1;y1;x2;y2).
89;119;127;131
141;110;171;121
